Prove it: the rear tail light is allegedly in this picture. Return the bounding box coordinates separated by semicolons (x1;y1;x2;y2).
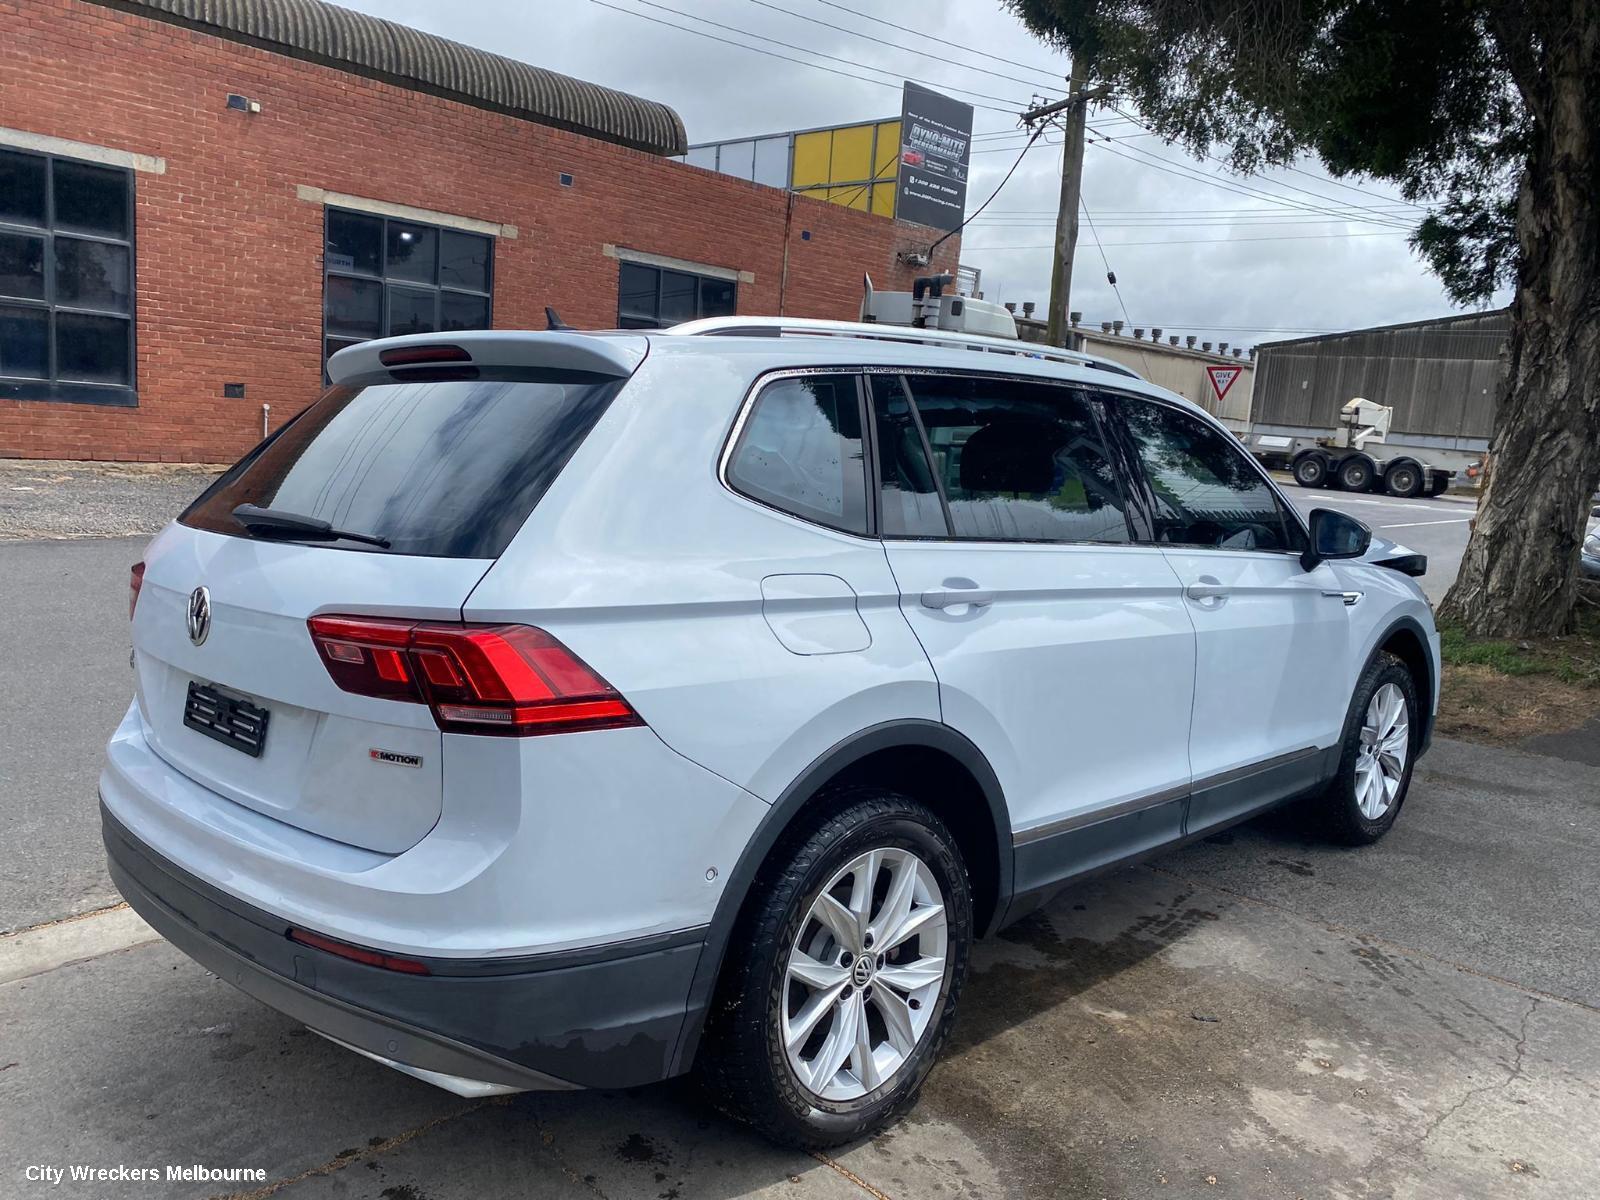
129;562;146;621
307;615;643;736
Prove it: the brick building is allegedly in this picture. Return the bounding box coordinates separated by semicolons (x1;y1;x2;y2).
0;0;957;462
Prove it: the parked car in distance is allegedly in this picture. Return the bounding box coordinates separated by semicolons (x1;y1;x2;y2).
103;318;1441;1147
1582;525;1600;580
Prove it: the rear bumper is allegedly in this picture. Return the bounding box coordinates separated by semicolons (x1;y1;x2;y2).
103;802;704;1092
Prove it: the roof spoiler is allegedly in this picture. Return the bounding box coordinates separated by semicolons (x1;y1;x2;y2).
327;331;647;384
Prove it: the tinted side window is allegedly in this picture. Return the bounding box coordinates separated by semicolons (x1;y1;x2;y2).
726;374;868;535
870;375;948;536
1118;398;1303;552
904;374;1131;543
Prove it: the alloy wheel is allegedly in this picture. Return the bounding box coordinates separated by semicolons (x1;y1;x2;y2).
782;848;949;1102
1356;682;1409;819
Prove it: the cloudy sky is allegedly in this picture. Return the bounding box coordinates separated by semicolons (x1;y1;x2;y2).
340;0;1509;351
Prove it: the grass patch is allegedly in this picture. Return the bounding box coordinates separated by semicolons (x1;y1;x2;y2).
1434;598;1600;745
1438;602;1600;682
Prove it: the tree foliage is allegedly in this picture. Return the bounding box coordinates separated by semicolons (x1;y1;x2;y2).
1005;0;1529;303
1010;0;1600;638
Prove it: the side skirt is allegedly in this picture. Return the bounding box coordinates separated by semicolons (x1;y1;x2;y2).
1001;746;1339;927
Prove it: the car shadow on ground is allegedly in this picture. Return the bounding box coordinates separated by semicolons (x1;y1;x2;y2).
29;799;1481;1200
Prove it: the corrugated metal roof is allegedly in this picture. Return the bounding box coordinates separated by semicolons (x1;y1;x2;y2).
1255;307;1510;351
91;0;688;156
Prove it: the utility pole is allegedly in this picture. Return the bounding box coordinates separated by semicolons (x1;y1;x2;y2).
1022;61;1106;349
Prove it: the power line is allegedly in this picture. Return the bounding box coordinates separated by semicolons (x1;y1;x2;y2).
1079;196;1155;375
1109;105;1428;217
968;214;1413;223
1088;139;1416;229
928;125;1049;257
963;229;1411;249
1280;161;1426;210
972;129;1158;154
978;203;1418;215
740;0;1062;93
806;0;1067;82
585;0;1032;114
1091;136;1418;228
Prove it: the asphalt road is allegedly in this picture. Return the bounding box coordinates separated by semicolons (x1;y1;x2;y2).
1;536;147;931
1280;485;1477;604
4;738;1598;1199
5;518;1600;1197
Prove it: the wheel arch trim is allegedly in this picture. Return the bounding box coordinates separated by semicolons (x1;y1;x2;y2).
666;719;1013;1076
1365;614;1437;751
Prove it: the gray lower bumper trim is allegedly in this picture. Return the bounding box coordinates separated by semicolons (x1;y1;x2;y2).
114;843;578;1094
102;801;705;1090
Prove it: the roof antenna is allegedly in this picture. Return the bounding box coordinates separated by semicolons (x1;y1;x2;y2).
545;306;571;331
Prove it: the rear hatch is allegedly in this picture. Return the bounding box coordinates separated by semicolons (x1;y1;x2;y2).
131;334;642;854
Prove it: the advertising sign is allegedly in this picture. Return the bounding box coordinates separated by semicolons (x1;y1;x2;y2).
896;82;974;232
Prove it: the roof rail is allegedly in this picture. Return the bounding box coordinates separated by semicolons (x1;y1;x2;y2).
662;316;1142;380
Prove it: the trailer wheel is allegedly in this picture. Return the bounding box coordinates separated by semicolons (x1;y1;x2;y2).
1292;453;1328;488
1384;461;1423;498
1338;455;1376;492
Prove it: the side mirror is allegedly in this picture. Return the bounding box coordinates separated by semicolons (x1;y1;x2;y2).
1302;507;1371;571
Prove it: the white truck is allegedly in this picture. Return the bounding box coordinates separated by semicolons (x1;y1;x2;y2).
1251;397;1456;498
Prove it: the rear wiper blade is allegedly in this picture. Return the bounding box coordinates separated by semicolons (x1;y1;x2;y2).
231;503;391;549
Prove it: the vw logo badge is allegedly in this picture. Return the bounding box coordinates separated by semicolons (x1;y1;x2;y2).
187;586;212;646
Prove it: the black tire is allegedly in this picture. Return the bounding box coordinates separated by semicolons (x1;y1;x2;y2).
1292;453;1328;488
1303;652;1420;845
699;788;972;1147
1384;461;1423;498
1337;455;1375;492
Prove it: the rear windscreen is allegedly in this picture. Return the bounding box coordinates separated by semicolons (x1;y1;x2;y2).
182;374;622;558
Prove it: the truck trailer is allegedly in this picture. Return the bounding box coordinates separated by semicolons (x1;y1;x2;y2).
1250;397;1455;498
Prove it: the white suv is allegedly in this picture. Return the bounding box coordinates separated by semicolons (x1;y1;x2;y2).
103;319;1439;1146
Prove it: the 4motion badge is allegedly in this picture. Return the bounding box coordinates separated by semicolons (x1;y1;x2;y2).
369;748;423;769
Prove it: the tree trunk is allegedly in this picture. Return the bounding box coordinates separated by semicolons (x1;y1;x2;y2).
1438;10;1600;637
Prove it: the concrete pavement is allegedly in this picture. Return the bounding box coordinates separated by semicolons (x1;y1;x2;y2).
4;737;1598;1199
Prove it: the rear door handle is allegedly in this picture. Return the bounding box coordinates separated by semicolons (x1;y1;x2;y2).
920;580;995;610
1185;580;1229;601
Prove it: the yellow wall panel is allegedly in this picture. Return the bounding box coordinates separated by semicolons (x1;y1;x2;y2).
830;123;873;184
874;121;901;179
791;131;832;188
870;182;896;217
822;185;866;211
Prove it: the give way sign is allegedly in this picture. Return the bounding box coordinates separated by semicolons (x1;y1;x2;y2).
1206;365;1242;402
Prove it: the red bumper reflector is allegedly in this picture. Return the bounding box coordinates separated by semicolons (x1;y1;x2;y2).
306;615;644;737
288;928;431;975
